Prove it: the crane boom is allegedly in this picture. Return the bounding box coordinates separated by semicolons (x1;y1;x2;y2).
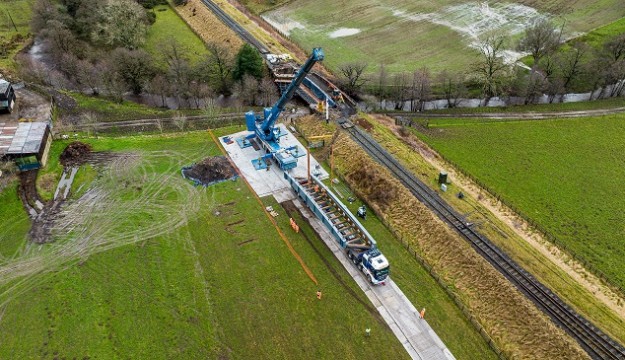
243;47;324;171
260;48;324;133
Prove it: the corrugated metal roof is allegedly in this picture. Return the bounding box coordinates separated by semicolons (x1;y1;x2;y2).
0;123;17;156
0;122;48;155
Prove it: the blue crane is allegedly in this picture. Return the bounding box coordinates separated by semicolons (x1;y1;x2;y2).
245;48;324;170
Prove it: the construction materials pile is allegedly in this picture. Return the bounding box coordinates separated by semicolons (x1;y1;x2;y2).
181;156;237;186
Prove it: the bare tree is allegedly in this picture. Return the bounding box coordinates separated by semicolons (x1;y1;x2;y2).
160;38;192;107
338;62;368;96
596;34;625;97
518;17;560;70
604;33;625;63
188;81;212;109
258;77;278;107
101;61;127;103
437;71;467;108
238;74;259;106
408;67;431;112
31;0;64;34
376;63;388;100
148;74;169;108
390;72;408;110
472;36;511;105
76;59;102;95
511;67;547;104
41;20;77;59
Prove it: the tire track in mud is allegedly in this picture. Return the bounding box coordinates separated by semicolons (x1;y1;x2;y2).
0;150;216;307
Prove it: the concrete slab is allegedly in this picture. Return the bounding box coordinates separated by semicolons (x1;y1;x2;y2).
292;198;455;360
219;124;328;200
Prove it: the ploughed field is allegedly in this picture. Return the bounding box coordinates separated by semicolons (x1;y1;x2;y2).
414;113;625;291
262;0;625;73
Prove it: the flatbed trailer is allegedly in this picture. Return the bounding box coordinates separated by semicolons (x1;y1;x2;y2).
284;171;389;285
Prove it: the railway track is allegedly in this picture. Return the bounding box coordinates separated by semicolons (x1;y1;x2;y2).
198;0;269;54
72;113;244;130
345;124;625;360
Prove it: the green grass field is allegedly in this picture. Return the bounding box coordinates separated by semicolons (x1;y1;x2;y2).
0;0;34;74
264;0;625;74
1;130;475;359
145;5;209;63
414;113;625;292
0;129;502;358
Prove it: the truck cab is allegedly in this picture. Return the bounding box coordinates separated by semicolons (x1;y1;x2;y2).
362;248;390;284
347;247;390;285
0;80;16;114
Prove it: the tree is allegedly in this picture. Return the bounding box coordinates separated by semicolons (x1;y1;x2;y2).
233;44;264;80
205;43;234;95
338;62;368;97
472;36;511;105
408;67;431;112
31;0;65;34
148;74;169;107
437;71;466;109
595;34;625;97
518;17;560;69
604;33;625;63
557;42;589;98
160;39;192;107
390;72;408;110
188;81;211;109
258;77;278;107
112;48;155;95
238;74;259;105
76;59;102;95
375;63;388;99
511;68;546;104
89;0;149;49
101;61;128;102
41;20;77;58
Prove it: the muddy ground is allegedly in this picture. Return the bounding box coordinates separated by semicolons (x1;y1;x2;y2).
16;147;136;244
0;86;52;123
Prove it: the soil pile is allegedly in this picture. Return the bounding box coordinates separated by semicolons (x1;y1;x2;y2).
60;142;92;167
182;156;237;186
